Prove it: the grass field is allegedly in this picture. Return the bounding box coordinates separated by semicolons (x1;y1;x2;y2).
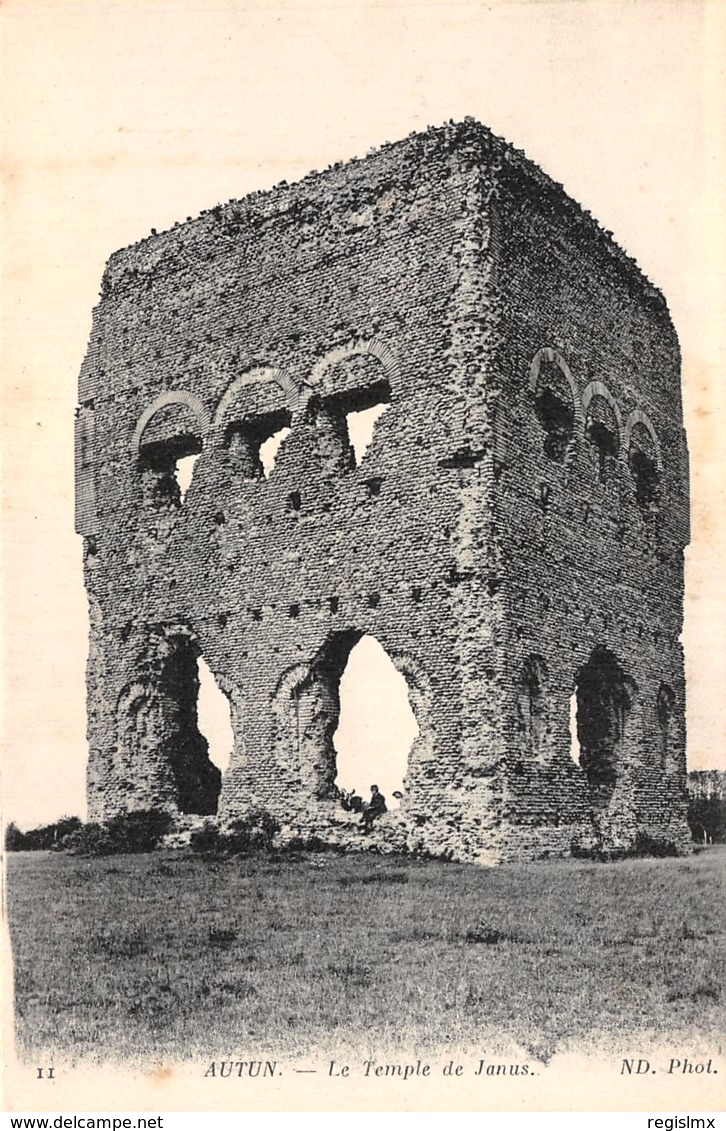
5;847;725;1065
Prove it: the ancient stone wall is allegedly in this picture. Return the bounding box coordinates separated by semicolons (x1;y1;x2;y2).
489;146;691;857
77;120;691;862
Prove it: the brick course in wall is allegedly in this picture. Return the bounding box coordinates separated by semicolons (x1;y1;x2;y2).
76;119;691;864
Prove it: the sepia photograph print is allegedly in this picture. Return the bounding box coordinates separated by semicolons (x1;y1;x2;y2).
2;0;725;1114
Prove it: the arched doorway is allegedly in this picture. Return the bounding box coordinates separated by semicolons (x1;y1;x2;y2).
333;636;418;809
273;631;420;813
574;647;636;813
196;657;234;774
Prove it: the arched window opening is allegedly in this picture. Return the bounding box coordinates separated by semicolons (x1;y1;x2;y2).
586;395;619;482
160;638;222;815
533;356;575;462
657;683;676;771
196;657;234;773
333;635;417;810
139;434;203;510
176;453;201;501
225;410;292;480
574;648;635;811
272;632;422;817
347;403;389;465
518;656;548;757
259;426;292;478
312;380;391;473
629;422;660;509
569;690;581;766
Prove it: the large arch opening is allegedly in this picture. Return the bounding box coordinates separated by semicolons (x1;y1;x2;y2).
157;637;222;814
333;635;418;810
574;647;636;812
272;632;421;816
196;657;234;774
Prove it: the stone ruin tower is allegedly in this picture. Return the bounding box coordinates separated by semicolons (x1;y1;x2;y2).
75;120;691;864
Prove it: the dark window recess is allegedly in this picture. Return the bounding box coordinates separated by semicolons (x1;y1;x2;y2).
214;511;226;526
589;421;618;478
367;592;381;608
251;608;262;622
365;477;383;496
534;358;575;462
535;387;575;461
225;409;291;480
217;612;228;627
289;491;302;511
586;396;619;482
289;603;300;619
628;422;660;509
329;596;340;613
630;449;659;508
411;586;422;603
139;433;202;510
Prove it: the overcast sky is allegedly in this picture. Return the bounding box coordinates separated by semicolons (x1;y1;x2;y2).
2;0;724;829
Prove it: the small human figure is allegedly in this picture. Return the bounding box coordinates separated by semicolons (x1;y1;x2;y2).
360;784;387;833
